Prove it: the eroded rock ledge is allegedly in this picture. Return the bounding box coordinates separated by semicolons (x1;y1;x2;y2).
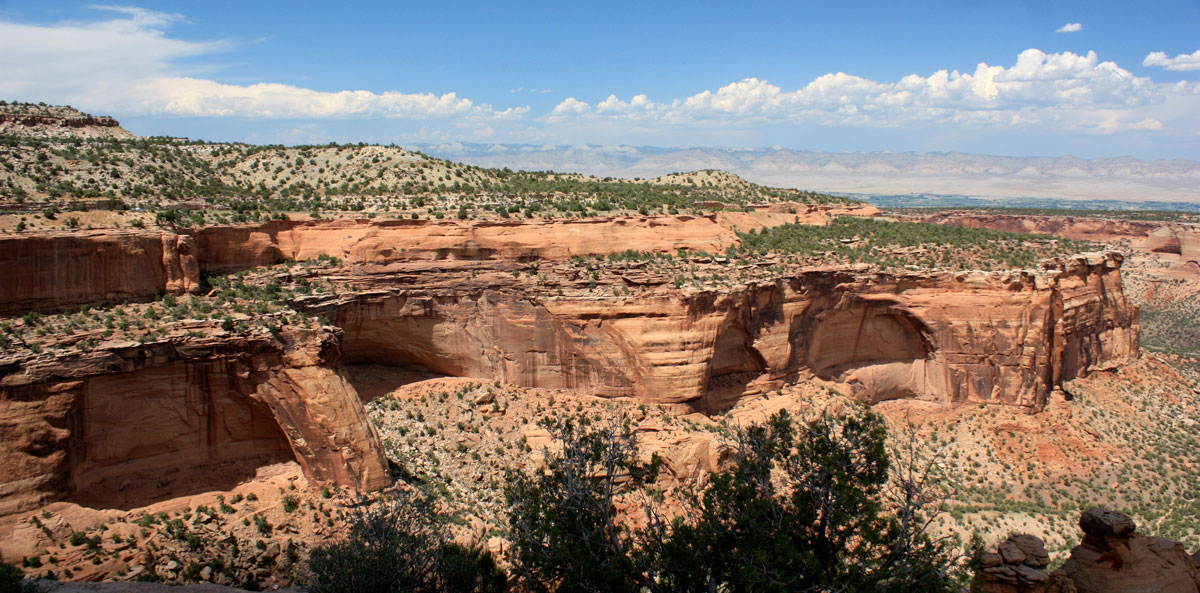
0;217;1140;518
298;251;1137;413
0;230;200;316
904;211;1200;267
0;326;388;517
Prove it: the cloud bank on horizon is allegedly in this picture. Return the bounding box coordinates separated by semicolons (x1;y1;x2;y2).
0;6;1197;158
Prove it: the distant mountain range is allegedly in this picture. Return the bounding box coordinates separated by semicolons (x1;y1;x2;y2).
411;143;1200;204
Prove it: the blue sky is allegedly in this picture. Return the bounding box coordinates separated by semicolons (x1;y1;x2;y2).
0;1;1197;159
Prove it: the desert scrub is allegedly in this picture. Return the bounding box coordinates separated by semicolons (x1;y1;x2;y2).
734;216;1096;271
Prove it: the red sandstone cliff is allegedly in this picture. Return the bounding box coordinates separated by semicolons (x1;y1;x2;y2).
908;211;1200;267
0;326;389;517
0;218;1140;521
185;215;750;273
0;230;200;316
298;252;1137;413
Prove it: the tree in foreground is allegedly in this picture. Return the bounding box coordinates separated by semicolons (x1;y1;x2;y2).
307;492;506;593
650;408;968;592
505;405;968;593
504;413;661;593
0;561;38;593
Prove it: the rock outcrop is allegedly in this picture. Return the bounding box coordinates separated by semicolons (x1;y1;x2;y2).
1058;508;1200;593
0;326;389;517
301;252;1138;413
0;217;1140;520
906;211;1200;267
0;113;121;129
0;113;136;140
973;509;1200;593
185;215;749;274
973;533;1075;592
0;230;200;316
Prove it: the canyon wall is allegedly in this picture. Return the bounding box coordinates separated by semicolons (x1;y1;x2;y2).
302;252;1138;414
908;211;1200;266
0;327;389;516
0;207;867;318
0;230;200;316
186;205;877;274
0;217;1140;519
186;215;746;273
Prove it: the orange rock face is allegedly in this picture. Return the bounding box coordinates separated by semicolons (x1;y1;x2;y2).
187;215;752;273
0;215;1141;522
0;230;200;316
302;252;1138;413
907;211;1200;268
0;327;388;517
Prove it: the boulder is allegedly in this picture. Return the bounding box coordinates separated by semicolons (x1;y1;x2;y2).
972;534;1073;593
1079;507;1137;538
974;512;1200;593
1055;509;1200;593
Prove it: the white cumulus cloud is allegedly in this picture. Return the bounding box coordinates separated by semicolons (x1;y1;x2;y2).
551;97;590;115
1;7;1193;152
550;48;1195;136
1056;22;1083;33
1143;50;1200;71
0;6;513;119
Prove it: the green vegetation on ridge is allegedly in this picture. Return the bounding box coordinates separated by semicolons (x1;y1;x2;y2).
0;133;852;230
734;216;1097;271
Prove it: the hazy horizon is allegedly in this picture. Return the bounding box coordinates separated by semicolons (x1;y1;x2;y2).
2;1;1198;160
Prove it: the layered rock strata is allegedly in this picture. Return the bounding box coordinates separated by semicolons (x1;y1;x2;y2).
186;215;746;274
0;326;389;516
0;218;1140;519
0;230;200;316
300;252;1138;413
184;205;876;275
0;113;121;129
907;211;1200;266
0;112;136;140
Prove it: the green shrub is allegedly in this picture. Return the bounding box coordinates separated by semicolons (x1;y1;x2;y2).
0;561;39;593
307;494;505;593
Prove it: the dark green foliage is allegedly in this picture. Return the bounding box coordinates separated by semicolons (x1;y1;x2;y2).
647;409;966;592
505;408;967;593
1140;299;1200;357
504;414;661;593
0;561;38;593
0;132;851;217
307;494;505;593
648;410;876;591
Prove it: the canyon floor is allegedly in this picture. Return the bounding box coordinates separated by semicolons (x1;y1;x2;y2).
0;106;1198;590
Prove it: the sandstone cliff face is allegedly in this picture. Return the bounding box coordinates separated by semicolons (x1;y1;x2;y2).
187;215;748;273
908;211;1200;267
0;230;200;316
0;327;388;516
301;252;1138;413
